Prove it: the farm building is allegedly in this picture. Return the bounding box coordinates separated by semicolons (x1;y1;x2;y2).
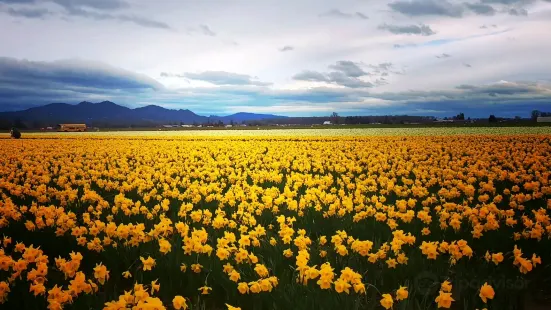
57;124;87;132
537;117;551;123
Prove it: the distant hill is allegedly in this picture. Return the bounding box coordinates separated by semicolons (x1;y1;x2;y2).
218;112;284;122
0;101;284;128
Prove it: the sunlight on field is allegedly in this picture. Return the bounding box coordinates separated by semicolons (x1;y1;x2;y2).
0;131;550;310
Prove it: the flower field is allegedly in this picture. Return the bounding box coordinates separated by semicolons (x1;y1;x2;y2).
1;131;551;310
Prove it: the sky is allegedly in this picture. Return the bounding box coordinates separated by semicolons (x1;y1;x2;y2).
0;0;551;117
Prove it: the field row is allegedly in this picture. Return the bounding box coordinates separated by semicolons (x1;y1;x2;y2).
2;126;551;138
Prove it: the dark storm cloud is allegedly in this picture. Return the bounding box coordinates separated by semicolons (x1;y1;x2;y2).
378;23;436;36
0;57;162;90
388;0;465;17
465;3;497;15
166;71;272;86
0;57;162;110
371;81;550;102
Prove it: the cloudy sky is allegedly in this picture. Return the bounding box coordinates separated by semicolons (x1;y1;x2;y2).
1;0;550;117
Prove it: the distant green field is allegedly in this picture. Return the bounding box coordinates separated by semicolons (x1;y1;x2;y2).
12;121;551;132
2;126;551;138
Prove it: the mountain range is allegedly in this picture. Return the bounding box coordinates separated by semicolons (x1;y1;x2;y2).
0;101;283;128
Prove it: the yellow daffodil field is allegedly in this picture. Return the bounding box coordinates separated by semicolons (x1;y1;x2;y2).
1;129;551;310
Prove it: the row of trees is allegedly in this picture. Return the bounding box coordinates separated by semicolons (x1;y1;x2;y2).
261;113;437;126
2;110;548;130
531;110;551;120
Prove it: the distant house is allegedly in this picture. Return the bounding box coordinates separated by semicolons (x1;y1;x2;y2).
162;125;175;128
225;124;233;128
181;124;193;128
323;121;332;125
537;117;551;123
